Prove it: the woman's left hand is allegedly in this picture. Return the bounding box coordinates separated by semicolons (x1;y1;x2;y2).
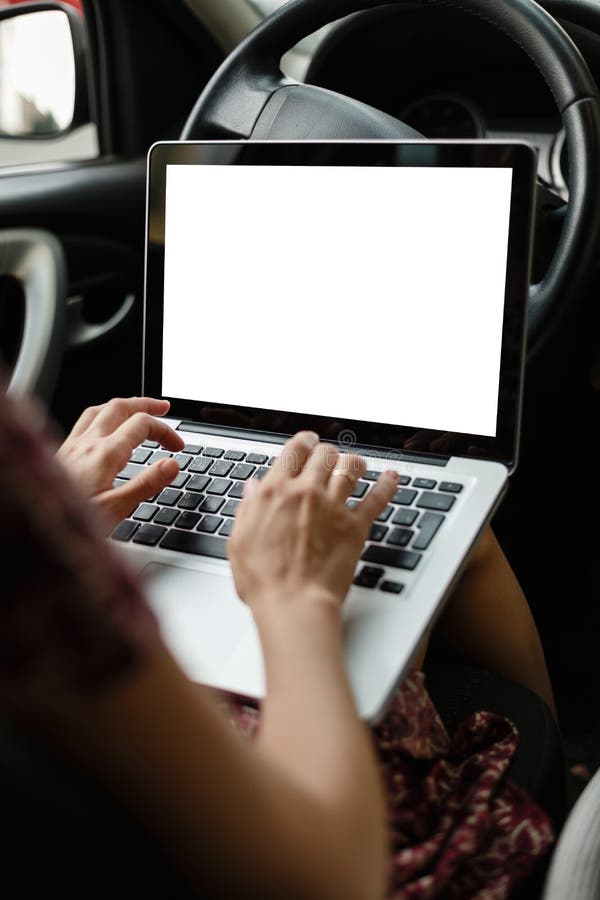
56;397;185;531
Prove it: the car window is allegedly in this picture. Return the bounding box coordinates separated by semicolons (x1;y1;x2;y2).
184;0;335;79
0;0;98;169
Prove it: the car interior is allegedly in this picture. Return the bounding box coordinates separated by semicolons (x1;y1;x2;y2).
2;0;600;896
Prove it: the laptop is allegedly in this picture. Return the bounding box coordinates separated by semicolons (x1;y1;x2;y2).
111;139;536;724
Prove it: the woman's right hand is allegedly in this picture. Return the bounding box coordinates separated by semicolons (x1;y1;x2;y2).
228;432;399;615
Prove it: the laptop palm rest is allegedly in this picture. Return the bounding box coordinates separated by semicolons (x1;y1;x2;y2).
141;563;265;697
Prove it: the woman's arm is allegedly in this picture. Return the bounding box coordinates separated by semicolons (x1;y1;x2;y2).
5;395;398;900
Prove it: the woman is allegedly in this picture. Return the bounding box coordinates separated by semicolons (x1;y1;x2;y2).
1;392;557;899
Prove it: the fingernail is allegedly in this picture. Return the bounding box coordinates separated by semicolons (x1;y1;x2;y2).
301;431;319;448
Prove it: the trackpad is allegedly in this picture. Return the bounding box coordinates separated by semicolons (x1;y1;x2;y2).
141;563;262;690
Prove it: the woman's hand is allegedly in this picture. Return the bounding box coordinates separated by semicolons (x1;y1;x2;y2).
56;397;185;532
228;431;399;614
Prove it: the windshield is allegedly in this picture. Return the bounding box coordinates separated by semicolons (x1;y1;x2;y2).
184;0;334;78
247;0;289;14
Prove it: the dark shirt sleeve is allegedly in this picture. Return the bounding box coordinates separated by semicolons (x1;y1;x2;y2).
0;389;160;716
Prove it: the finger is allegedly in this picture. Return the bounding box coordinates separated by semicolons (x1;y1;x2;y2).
106;458;180;521
270;431;319;479
327;453;366;503
354;471;399;525
106;412;185;465
67;403;104;438
232;477;261;531
242;477;261;500
299;442;339;487
90;397;172;436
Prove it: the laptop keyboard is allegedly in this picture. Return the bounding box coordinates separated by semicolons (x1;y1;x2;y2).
111;441;464;595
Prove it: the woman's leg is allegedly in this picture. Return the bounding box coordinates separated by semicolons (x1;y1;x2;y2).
428;527;557;719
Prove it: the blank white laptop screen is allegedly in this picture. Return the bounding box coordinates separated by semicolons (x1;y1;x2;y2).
161;164;513;438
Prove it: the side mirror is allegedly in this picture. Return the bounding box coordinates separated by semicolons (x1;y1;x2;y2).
0;1;91;140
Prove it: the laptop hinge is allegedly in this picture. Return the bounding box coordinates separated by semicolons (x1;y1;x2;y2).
177;421;450;467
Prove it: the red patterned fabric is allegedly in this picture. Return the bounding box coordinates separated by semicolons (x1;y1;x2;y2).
226;675;554;899
0;389;158;714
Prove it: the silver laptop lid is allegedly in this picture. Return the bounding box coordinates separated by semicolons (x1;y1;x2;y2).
143;140;537;470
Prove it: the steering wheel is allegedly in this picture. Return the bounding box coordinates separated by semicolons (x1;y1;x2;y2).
181;0;600;360
0;230;67;401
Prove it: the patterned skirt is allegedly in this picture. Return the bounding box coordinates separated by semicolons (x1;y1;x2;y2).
228;671;554;900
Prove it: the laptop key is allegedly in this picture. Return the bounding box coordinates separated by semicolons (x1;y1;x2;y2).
188;457;212;475
219;519;234;537
173;453;193;470
224;450;246;461
154;507;180;526
380;580;405;595
209;460;234;477
246;453;268;465
361;545;421;571
387;528;414;547
112;520;138;542
133;524;167;546
222;499;240;517
354;566;385;589
199;496;225;514
178;492;202;511
439;482;464;494
392;489;418;506
369;524;388;542
253;466;269;479
130;447;152;465
412;512;445;550
157;488;183;506
169;472;190;489
376;505;393;522
133;503;158;522
392;508;418;527
203;447;224;458
149;450;173;464
230;463;255;480
160;531;228;559
113;478;127;490
417;492;455;512
142;440;160;449
365;471;409;485
352;481;369;499
413;478;437;489
117;462;145;481
187;474;210;492
207;478;230;496
182;444;202;455
228;481;245;499
176;512;201;530
197;515;224;534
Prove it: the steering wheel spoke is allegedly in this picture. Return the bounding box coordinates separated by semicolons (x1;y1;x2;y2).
182;62;294;140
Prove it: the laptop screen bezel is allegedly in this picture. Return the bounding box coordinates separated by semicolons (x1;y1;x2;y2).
143;139;536;469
